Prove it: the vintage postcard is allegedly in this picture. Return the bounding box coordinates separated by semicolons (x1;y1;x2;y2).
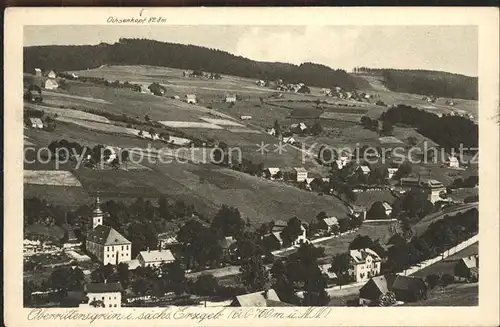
4;6;499;327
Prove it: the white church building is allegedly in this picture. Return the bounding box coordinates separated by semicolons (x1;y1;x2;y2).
86;198;132;265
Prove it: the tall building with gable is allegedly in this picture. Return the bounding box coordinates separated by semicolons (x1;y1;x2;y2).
86;197;132;265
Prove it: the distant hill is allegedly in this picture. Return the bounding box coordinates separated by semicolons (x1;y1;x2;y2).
24;38;364;90
354;68;478;100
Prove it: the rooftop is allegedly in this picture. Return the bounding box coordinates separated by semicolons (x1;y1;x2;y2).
85;282;122;293
138;249;175;263
87;225;131;246
234;289;281;307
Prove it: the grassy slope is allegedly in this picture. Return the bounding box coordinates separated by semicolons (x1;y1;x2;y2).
405;283;478;306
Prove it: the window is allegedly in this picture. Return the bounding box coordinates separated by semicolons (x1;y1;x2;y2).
107;254;109;258
102;296;104;300
109;297;111;300
121;246;124;250
126;245;129;250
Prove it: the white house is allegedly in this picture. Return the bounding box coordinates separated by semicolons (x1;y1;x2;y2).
266;128;276;136
29;117;44;129
86;198;132;265
265;167;281;180
382;202;393;217
84;283;122;308
46;70;57;78
358;165;371;176
186;94;197;104
349;248;382;283
225;95;237;103
290;122;307;133
386;168;398;179
137;249;175;268
34;68;42;76
321;217;339;233
448;156;460;168
256;80;266;87
172;95;180;100
293;167;308;182
240;115;252;120
283;136;296;145
44;79;59;90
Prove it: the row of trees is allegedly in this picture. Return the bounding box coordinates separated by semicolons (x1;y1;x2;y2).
385;208;478;272
24;39;362;90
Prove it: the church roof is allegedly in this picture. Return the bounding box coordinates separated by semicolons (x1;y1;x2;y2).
87;225;130;245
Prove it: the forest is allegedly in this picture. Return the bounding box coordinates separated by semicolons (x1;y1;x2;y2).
354;67;477;100
24;38;362;90
380;104;478;151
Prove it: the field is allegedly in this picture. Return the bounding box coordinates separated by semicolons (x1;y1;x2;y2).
24;170;82;187
24;184;94;208
405;283;478;306
25;103;111;123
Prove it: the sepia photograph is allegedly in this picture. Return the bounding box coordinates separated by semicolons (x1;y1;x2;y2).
4;6;499;327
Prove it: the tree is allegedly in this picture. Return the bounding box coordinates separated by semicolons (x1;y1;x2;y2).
160;260;186;295
192;274;220;297
302;266;330;306
329;252;352;286
381;120;394;136
316;211;328;221
440;274;455;287
366;201;389;220
116;262;130;288
239;255;270;292
273;120;281;137
211;205;245;237
297;85;311;94
425;274;440;289
360;116;373;129
89;300;105;308
280;217;303;247
310;122;323;136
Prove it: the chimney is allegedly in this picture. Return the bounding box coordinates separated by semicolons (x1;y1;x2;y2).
147;247;150;253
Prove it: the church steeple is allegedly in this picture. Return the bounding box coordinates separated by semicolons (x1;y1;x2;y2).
92;195;103;229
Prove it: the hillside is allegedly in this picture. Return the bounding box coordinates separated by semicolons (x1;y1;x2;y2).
24;38;360;90
354;68;478;100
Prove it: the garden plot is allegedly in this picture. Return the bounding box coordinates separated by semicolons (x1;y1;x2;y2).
24;170;82;187
25;103;110;123
199;117;244;127
158;121;223;129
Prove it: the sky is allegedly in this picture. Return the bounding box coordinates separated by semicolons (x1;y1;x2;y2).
24;25;478;76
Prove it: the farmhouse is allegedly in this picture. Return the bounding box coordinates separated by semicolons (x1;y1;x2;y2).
454;254;479;281
382;202;392;217
359;274;427;306
349;248;382;283
185;94;197;104
265;167;281;180
137;249;175;268
290;122;307;133
158;233;180;250
44;79;59;90
28;117;44;129
386;168;398;179
293;167;308;182
86;198;132;265
319;263;337;286
283;136;296;145
256;80;266;87
447;156;460;168
231;289;290;307
84;283;122;308
240;115;252;120
399;177;446;203
225;94;237;103
357;165;371;176
46;70;57;78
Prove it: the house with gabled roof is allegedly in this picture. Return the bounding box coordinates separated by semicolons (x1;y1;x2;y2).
137;249;175;268
454;254;479;281
28;117;44;129
83;282;123;308
231;289;291;307
318;217;339;233
85;198;132;265
359;274;427;306
349;248;382;282
185;94;197;104
34;68;42;76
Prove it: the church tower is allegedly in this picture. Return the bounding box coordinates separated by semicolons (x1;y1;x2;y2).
92;197;103;229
